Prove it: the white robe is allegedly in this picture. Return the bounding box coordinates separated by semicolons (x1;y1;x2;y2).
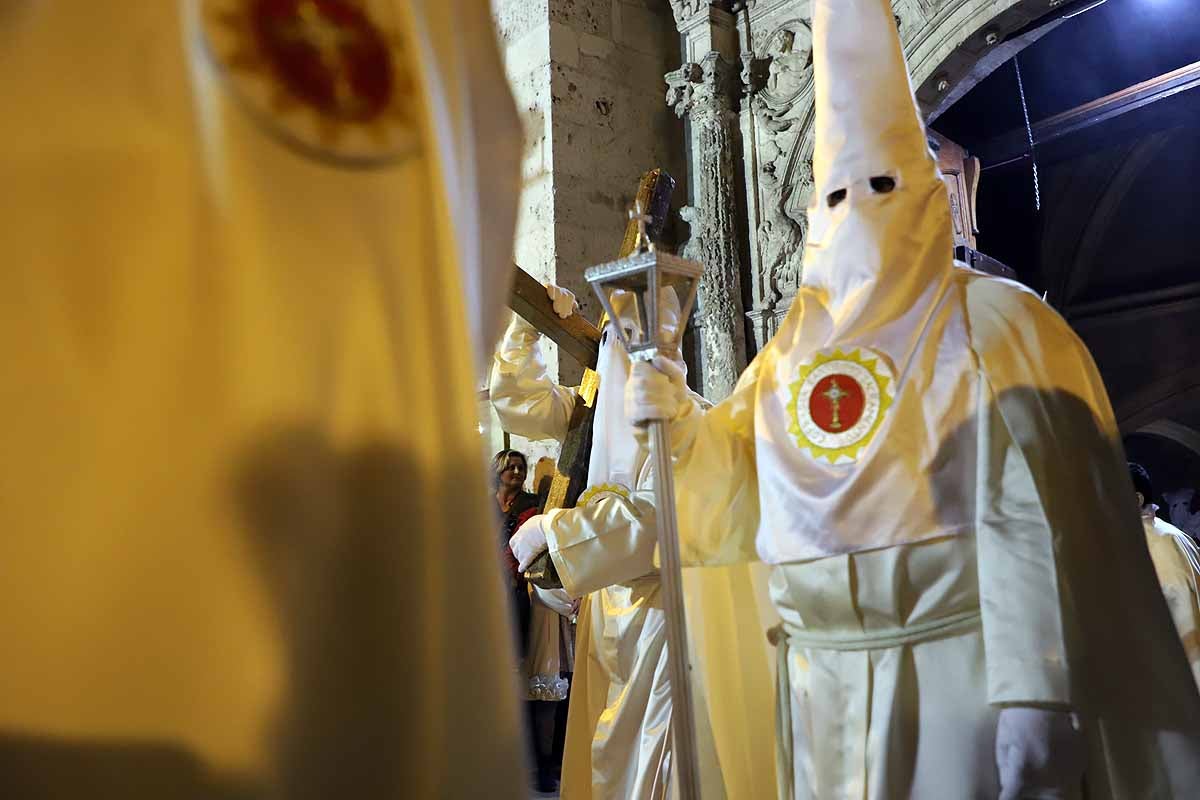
0;1;524;796
639;0;1200;795
660;268;1200;799
1143;512;1200;690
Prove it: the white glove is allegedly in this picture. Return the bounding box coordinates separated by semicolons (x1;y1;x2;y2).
545;284;579;319
995;707;1085;800
509;513;549;572
533;585;574;616
626;356;688;425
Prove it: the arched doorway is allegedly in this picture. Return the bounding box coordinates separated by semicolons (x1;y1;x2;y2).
925;0;1200;532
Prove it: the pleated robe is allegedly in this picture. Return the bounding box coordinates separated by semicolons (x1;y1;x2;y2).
490;315;778;800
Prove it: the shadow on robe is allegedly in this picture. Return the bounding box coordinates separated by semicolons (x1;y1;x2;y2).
234;427;444;799
0;732;259;800
932;385;1200;797
1;425;523;798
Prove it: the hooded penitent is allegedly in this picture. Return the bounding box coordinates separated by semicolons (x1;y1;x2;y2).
652;0;1200;797
491;285;778;800
753;0;972;563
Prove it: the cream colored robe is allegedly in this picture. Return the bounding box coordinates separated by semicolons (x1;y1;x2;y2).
0;1;524;797
658;268;1200;799
490;316;777;800
1143;514;1200;690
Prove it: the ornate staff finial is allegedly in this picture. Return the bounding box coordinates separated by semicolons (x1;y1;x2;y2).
628;199;656;253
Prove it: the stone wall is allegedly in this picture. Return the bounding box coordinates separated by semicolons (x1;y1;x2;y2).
492;0;686;375
490;0;557;470
546;0;688;379
489;0;686;469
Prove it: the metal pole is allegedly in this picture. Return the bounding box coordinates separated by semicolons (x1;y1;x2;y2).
647;415;702;800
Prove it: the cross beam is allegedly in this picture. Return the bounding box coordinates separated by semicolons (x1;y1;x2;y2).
508;266;602;369
977;59;1200;168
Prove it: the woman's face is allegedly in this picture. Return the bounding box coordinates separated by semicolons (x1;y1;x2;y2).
498;455;527;491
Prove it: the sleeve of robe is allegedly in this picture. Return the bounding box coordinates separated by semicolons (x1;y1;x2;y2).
1147;532;1200;688
1162;579;1200;689
655;358;765;567
489;314;579;442
965;271;1200;796
545;355;767;594
544;487;659;598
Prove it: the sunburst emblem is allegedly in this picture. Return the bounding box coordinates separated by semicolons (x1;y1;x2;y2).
787;348;895;465
578;483;632;507
200;0;419;166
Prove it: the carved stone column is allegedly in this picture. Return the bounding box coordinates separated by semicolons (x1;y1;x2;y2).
666;52;748;401
737;10;816;351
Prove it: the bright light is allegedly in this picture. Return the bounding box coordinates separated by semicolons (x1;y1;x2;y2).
1064;0;1109;20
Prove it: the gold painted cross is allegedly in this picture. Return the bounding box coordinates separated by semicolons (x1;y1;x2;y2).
628;199;655;253
823;378;848;430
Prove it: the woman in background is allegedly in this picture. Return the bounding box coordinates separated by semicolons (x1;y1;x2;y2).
494;449;540;652
493;450;571;794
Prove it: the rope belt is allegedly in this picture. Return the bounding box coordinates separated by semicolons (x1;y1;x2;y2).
767;609;981;799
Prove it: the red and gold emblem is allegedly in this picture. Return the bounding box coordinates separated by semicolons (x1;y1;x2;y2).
787;348;895;464
200;0;418;165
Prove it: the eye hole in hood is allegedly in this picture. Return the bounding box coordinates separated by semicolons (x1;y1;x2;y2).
869;175;896;194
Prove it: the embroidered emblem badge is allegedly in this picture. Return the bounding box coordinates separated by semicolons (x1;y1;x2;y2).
577;483;632;507
200;0;418;166
787;348;895;464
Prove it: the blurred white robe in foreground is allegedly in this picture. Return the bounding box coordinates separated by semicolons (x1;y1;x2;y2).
0;1;523;797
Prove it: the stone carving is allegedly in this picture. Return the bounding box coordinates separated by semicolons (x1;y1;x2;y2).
665;62;703;115
741;16;816;347
893;0;928;37
916;0;950;17
666;52;747;401
670;1;730;26
758;25;812;105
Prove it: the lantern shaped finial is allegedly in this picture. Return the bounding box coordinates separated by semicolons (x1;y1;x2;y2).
584;217;701;361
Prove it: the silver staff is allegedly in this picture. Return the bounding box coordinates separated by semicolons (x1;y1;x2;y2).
584;205;704;800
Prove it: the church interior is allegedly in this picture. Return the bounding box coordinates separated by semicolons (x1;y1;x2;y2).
2;1;1199;798
488;0;1200;528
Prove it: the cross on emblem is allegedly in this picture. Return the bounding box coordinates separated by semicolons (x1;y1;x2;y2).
280;1;363;116
822;377;849;430
201;0;419;165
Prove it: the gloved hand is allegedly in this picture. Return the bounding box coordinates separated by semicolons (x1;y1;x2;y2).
995;707;1086;800
626;356;688;425
509;513;549;572
545;284;579;319
532;585;573;617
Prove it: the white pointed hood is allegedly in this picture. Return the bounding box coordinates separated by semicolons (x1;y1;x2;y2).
798;0;953;340
750;0;976;563
585;288;686;501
